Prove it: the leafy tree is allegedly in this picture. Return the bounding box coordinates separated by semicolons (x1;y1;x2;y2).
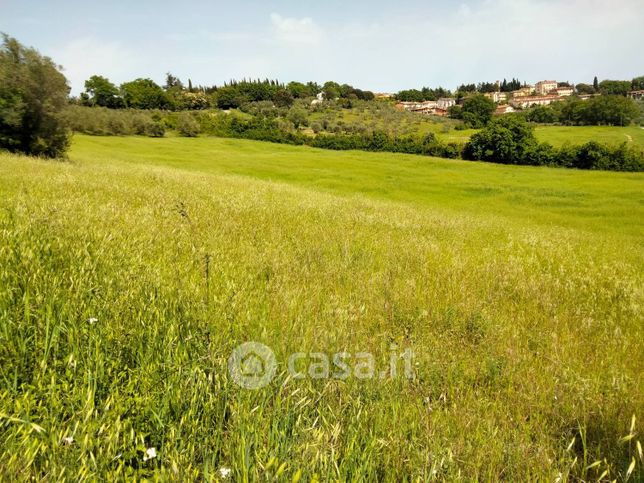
500;78;522;92
214;85;247;109
396;89;424;102
287;81;314;98
557;97;588;125
598;79;631;96
477;81;498;93
164;72;183;90
457;83;477;93
631;76;644;90
120;78;170;109
177;113;200;137
523;105;558;124
593;76;599;91
460;94;496;128
273;88;294;108
287;107;308;128
0;34;70;157
584;95;639;126
84;75;124;108
575;83;595;95
322;81;341;100
463;116;539;164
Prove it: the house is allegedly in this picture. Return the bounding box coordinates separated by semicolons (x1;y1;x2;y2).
311;91;325;106
484;92;509;103
535;80;558;96
437;97;456;110
395;101;438;114
510;95;564;109
495;105;516;115
511;86;535;98
554;86;574;97
628;90;644;100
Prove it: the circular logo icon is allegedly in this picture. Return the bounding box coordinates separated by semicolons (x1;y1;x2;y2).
228;342;277;389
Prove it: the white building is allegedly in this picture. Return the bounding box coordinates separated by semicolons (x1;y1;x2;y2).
395;101;438;114
535;80;558;96
511;86;535;98
484;92;509;103
437;98;456;110
555;86;574;97
311;91;326;105
510;95;563;109
495;105;516;115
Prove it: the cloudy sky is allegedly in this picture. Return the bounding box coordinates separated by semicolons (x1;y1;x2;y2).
1;0;643;94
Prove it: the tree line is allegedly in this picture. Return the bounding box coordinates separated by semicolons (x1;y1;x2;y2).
77;75;375;111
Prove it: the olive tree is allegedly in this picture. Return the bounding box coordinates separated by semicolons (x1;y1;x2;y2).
0;34;71;157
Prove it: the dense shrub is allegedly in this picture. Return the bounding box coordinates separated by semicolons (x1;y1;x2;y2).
456;95;496;128
537;95;640;126
62;105;164;137
177;113;200;137
0;34;70;157
463;116;539;164
465;116;643;171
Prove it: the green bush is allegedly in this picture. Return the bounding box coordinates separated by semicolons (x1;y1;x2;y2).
463;116;539;164
464;115;643;171
177;113;200;137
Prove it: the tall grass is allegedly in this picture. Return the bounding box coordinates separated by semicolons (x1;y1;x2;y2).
0;139;642;480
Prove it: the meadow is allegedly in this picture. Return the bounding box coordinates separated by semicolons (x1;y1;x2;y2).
437;125;644;146
0;135;642;480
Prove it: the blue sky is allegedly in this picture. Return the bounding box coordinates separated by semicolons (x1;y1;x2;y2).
1;0;643;94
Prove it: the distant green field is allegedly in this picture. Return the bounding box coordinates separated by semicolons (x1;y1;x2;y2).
434;125;644;147
534;125;644;147
1;136;642;480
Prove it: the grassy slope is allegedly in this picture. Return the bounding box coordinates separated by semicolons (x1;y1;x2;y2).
72;135;643;240
0;136;642;480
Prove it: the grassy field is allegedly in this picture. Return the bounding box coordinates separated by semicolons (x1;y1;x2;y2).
534;126;644;147
1;135;642;480
435;125;644;147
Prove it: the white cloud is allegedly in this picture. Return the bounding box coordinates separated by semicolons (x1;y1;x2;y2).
270;13;324;45
52;38;141;94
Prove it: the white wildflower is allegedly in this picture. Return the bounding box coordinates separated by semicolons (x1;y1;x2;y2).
62;436;74;445
88;317;98;325
143;447;157;461
219;467;232;479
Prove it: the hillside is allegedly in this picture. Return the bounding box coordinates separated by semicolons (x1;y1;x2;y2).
0;136;642;480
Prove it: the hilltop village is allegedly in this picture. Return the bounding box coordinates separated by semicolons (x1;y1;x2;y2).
393;79;637;116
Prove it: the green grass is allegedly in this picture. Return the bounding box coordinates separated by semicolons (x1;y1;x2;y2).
434;124;644;147
534;125;644;147
1;136;642;480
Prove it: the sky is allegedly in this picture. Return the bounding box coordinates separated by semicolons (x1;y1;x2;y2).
1;0;643;94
